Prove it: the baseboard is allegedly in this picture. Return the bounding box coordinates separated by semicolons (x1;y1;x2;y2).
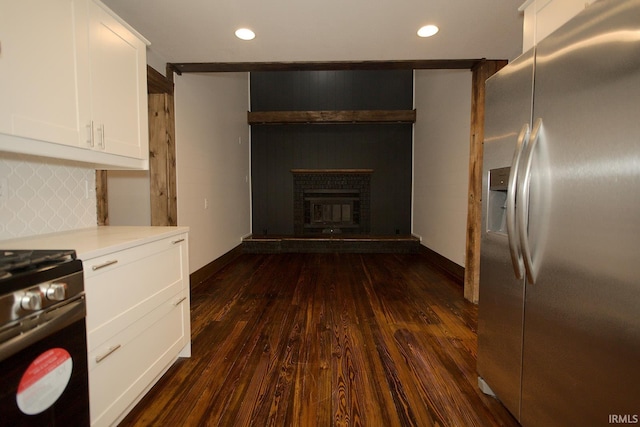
419;244;465;286
190;244;244;290
242;234;420;254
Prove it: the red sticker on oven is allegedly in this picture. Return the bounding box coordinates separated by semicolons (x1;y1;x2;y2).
16;348;73;415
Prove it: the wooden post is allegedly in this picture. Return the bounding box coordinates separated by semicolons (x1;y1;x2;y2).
147;65;177;226
464;59;507;303
148;92;177;226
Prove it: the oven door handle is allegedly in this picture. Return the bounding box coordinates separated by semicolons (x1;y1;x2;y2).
0;296;86;363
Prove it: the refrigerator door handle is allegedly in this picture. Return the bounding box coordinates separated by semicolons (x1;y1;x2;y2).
518;118;543;284
506;123;530;279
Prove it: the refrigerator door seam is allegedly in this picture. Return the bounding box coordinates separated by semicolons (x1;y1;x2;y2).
517;117;543;284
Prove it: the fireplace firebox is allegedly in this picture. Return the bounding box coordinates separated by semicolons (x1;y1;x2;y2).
304;189;360;233
293;169;371;235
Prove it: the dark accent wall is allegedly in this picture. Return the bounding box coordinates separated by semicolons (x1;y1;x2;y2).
251;70;413;235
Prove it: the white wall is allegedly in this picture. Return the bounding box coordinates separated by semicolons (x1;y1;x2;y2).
146;49;168;77
174;73;251;273
107;170;150;226
413;69;472;267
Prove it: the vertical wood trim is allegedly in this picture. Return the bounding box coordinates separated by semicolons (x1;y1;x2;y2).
464;59;507;303
149;93;177;226
96;170;109;225
147;66;177;226
149;94;168;225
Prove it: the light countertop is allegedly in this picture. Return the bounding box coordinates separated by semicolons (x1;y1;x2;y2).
0;226;189;260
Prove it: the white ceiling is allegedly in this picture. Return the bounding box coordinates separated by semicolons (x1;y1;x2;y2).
101;0;524;66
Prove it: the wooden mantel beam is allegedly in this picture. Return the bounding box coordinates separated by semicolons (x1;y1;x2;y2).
248;110;416;125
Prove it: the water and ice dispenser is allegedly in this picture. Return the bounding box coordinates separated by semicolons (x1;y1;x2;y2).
487;167;510;233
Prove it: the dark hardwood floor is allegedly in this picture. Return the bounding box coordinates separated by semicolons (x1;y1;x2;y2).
120;253;518;426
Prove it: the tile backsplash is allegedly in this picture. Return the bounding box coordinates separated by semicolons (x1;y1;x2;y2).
0;153;97;240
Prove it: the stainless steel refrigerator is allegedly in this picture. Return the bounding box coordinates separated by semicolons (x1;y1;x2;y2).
477;1;640;426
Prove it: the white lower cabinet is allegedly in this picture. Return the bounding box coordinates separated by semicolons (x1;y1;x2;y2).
83;232;190;427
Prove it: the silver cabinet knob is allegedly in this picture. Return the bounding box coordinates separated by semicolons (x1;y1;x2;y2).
46;283;67;301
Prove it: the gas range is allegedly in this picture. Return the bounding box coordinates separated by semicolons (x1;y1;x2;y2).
0;249;90;425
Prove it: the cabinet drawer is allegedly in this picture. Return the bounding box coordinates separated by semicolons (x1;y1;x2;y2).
83;235;187;350
88;291;188;427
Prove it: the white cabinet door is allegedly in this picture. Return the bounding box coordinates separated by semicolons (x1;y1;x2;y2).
88;0;148;159
0;0;90;147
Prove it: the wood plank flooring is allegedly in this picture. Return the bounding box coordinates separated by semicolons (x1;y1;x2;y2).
120;253;519;426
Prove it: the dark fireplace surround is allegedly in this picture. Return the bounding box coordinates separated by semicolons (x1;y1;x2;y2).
293;169;372;235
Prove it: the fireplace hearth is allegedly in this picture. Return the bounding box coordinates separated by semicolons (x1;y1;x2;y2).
293;169;372;235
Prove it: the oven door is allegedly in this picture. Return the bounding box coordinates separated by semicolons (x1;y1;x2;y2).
0;296;90;426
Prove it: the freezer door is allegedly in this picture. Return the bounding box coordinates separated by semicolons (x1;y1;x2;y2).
521;0;640;425
477;49;534;421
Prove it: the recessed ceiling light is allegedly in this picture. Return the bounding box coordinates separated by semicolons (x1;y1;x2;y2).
417;25;439;38
235;28;256;41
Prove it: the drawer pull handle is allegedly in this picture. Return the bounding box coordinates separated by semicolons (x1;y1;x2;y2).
96;344;122;363
92;259;118;271
172;238;185;244
174;296;187;306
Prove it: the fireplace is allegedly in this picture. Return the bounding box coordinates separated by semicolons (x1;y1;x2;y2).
305;189;360;233
293;169;372;235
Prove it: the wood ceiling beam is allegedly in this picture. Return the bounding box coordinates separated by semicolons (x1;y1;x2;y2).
168;59;487;74
248;110;416;125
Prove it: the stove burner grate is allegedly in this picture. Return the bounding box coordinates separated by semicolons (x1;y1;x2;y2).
0;250;76;280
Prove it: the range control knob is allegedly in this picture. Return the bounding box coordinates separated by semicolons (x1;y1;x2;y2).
46;283;67;301
21;291;43;311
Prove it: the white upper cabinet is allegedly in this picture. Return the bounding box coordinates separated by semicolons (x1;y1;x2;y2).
88;0;148;160
0;0;150;169
0;0;90;148
520;0;597;53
